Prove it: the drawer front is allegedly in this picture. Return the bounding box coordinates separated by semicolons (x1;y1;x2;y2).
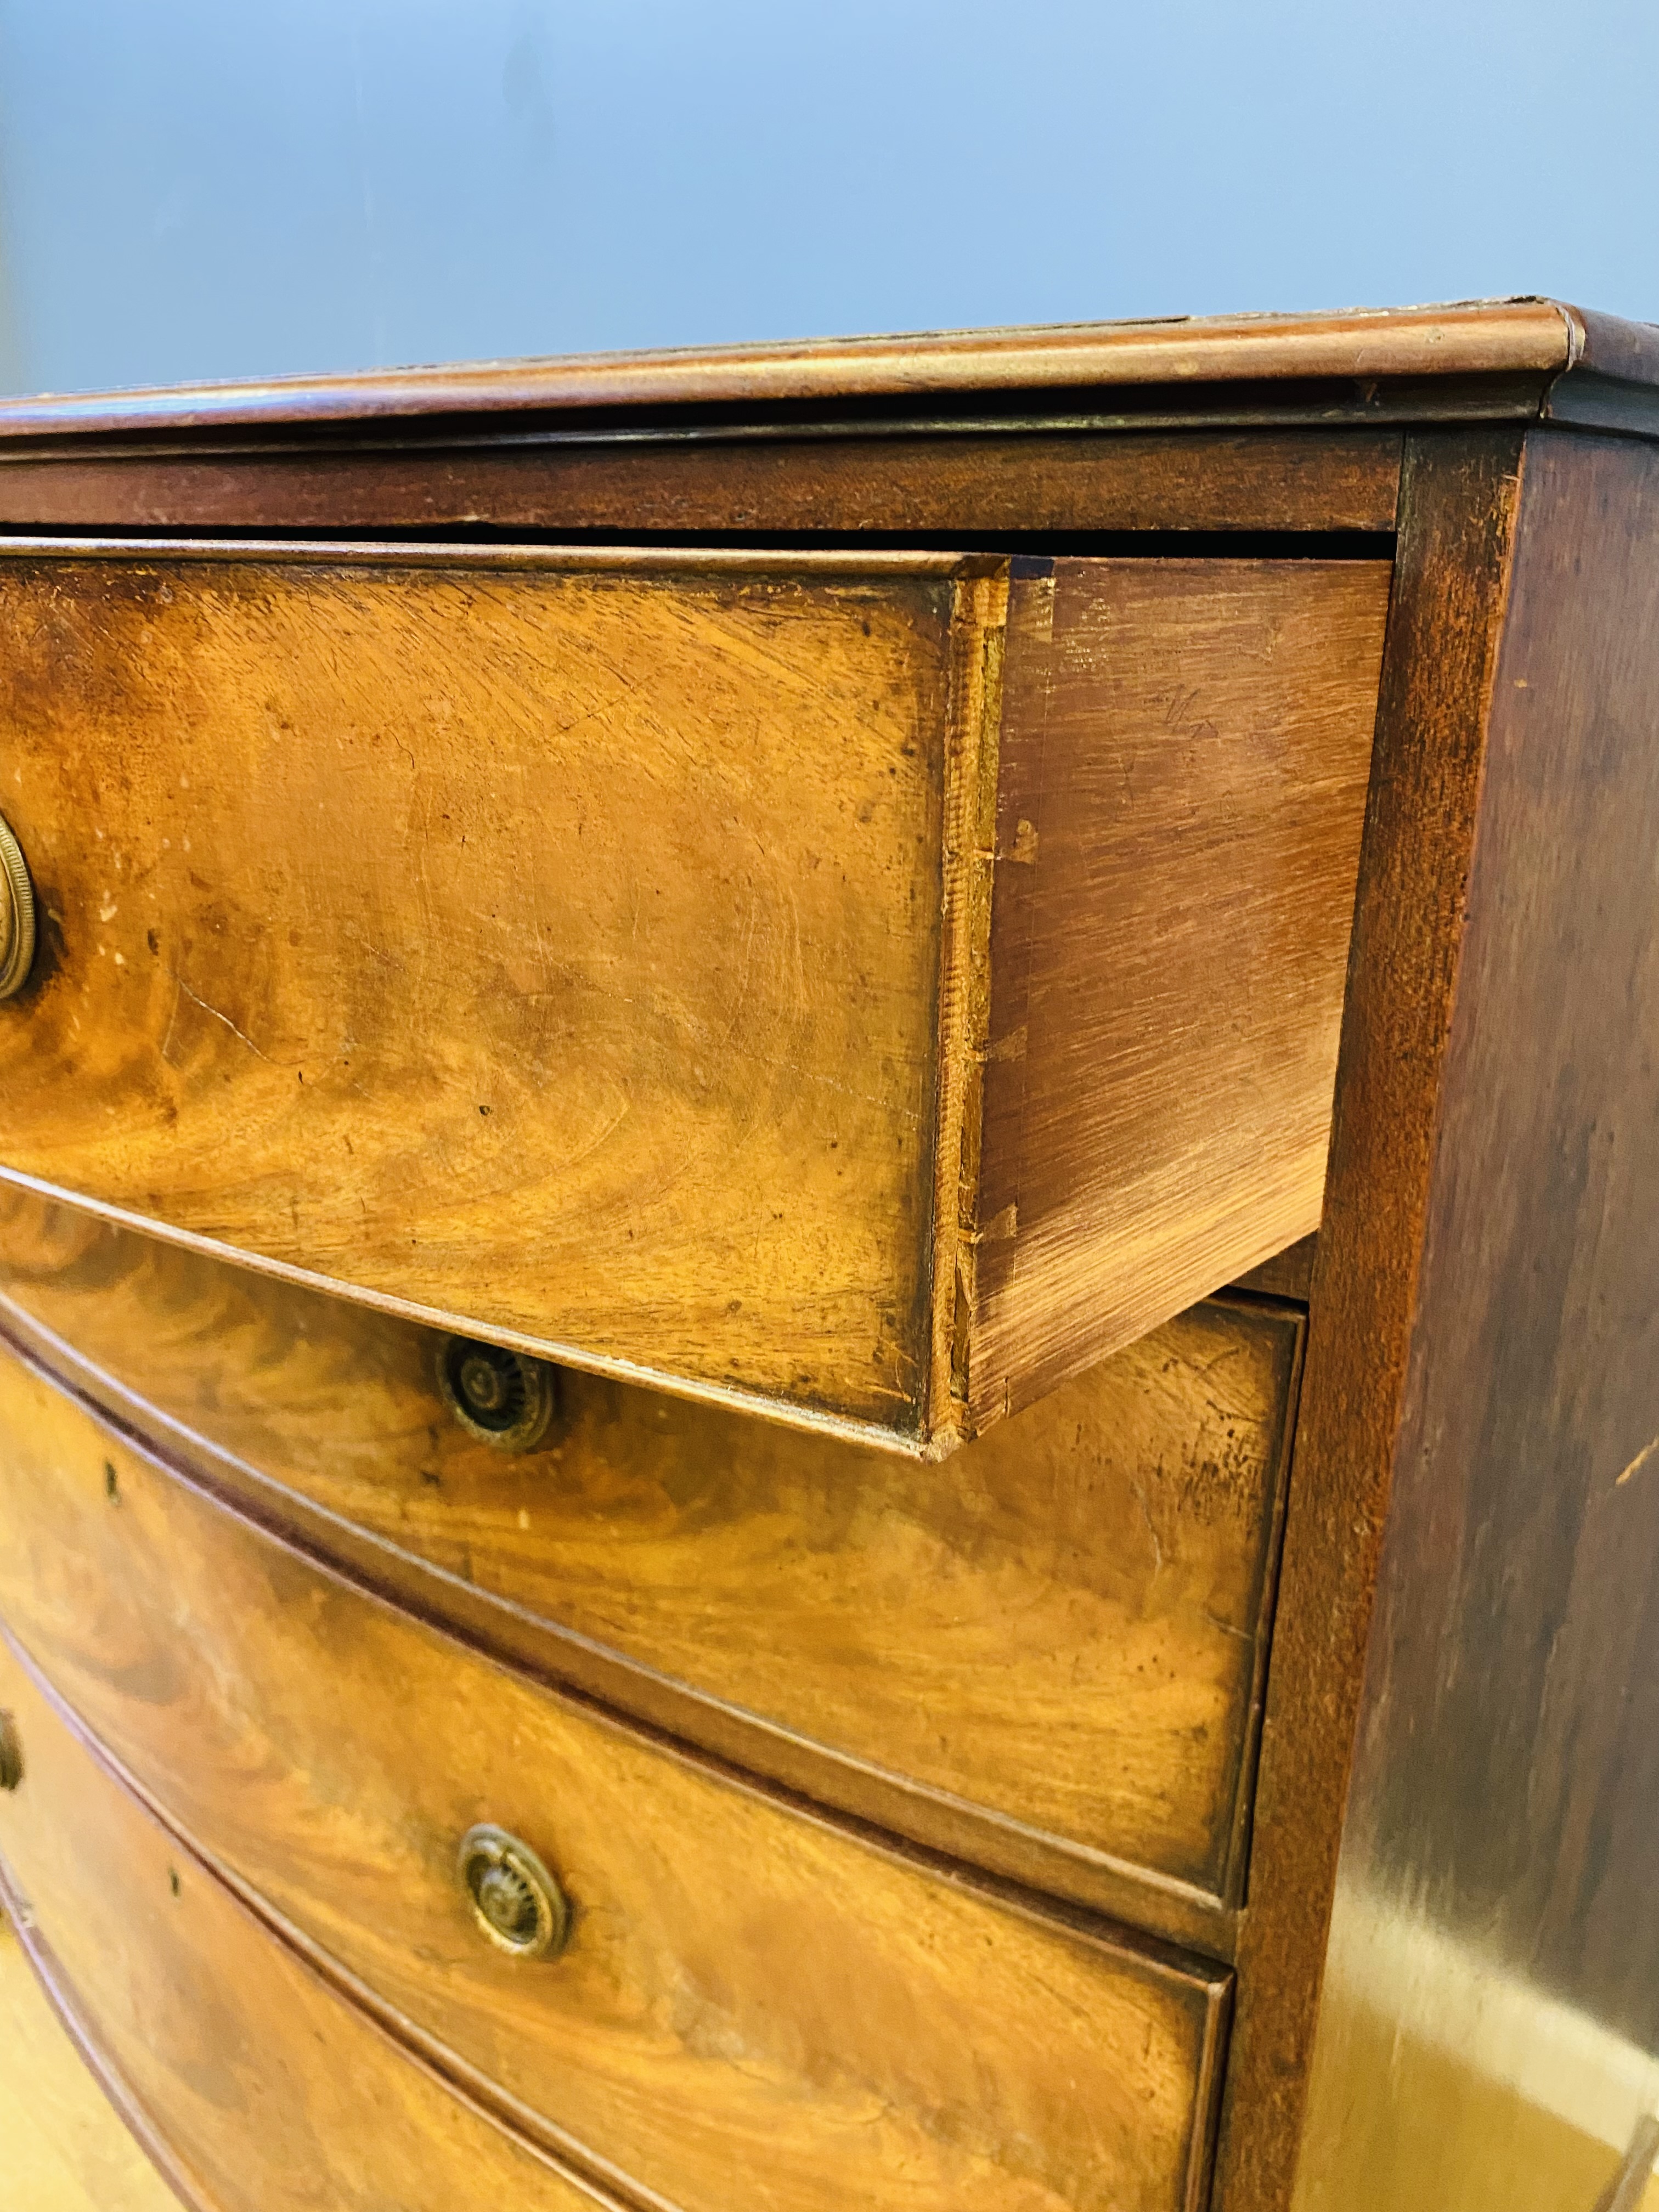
0;1192;1300;1920
0;542;1384;1448
0;545;990;1434
0;1646;622;2212
0;1340;1230;2212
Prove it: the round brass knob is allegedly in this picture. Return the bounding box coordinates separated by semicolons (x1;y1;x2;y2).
436;1336;557;1452
0;815;36;1001
457;1824;568;1959
0;1711;22;1792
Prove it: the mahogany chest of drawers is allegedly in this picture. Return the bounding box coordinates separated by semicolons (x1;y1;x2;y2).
1;300;1657;2211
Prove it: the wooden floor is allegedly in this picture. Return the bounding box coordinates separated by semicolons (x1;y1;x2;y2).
0;1910;176;2212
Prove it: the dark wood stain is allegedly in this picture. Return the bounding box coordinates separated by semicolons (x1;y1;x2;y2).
1212;426;1528;2212
0;298;1589;439
0;430;1403;537
1292;429;1659;2205
3;308;1659;2207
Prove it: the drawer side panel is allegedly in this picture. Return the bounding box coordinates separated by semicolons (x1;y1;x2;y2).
969;556;1390;1425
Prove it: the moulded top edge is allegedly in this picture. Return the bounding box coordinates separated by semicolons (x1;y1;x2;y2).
2;298;1649;442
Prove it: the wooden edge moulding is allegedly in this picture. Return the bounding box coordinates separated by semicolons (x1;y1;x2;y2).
0;296;1650;438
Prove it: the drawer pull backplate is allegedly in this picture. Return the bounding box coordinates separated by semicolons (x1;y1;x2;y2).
0;1709;22;1791
0;814;35;1000
456;1822;568;1959
436;1337;557;1453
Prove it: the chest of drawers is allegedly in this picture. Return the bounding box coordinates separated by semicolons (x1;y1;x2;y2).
1;300;1657;2212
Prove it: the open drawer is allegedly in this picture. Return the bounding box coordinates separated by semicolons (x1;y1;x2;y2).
0;540;1384;1447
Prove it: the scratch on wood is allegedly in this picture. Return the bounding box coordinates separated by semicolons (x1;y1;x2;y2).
162;967;274;1064
1615;1434;1659;1487
1128;1480;1165;1575
1200;1607;1252;1646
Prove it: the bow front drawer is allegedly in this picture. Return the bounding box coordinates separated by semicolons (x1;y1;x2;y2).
0;541;1386;1446
0;1638;652;2212
0;1191;1304;1938
0;1340;1232;2212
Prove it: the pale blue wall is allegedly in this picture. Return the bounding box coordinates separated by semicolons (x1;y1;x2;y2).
0;0;1653;396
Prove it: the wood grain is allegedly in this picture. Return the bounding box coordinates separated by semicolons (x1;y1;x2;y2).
0;1652;636;2212
0;1911;181;2212
1286;431;1659;2206
964;557;1387;1424
0;1339;1231;2212
1210;430;1528;2210
0;540;1381;1449
0;1189;1301;1923
0;429;1403;535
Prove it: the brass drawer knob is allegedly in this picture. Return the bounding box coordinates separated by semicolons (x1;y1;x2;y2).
0;1710;22;1792
0;814;36;1000
436;1336;557;1452
457;1824;568;1959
